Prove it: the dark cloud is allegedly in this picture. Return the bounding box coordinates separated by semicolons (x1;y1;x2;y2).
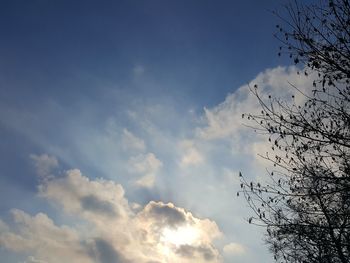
146;202;187;228
175;244;216;261
81;195;117;217
197;245;216;261
175;244;195;258
89;238;129;263
1;168;222;262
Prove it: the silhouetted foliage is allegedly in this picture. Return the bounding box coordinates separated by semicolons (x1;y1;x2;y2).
239;1;350;262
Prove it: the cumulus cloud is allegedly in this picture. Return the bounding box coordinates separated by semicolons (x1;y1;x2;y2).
1;66;311;263
128;153;162;188
0;162;222;263
38;169;131;225
136;201;222;262
140;201;187;228
0;209;92;263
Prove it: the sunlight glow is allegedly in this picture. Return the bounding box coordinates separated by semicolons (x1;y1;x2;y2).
160;225;199;246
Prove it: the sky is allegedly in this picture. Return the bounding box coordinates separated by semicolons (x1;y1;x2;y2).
0;1;315;262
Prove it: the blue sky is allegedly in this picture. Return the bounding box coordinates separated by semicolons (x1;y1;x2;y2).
0;1;312;262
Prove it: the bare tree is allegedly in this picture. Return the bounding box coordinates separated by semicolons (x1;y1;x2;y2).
239;1;350;262
276;0;350;85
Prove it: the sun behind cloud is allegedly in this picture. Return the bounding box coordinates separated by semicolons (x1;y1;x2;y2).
161;225;199;247
156;224;201;261
0;155;223;263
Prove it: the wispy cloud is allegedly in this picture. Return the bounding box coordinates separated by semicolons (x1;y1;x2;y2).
197;66;313;163
0;66;315;263
122;129;146;152
179;140;204;167
197;66;311;140
128;153;162;188
223;242;246;255
30;154;58;179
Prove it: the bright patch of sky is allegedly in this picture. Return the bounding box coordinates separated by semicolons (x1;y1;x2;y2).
0;1;311;262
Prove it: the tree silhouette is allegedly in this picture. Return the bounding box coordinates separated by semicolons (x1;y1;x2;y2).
239;1;350;262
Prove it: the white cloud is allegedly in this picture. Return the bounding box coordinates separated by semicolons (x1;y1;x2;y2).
179;140;204;167
128;153;162;188
181;147;203;167
128;153;162;175
223;242;246;255
0;219;8;233
122;129;146;152
0;165;222;263
30;154;58;178
23;256;47;263
1;66;318;263
135;174;156;188
197;66;313;141
38;169;132;225
196;66;314;167
0;209;92;263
